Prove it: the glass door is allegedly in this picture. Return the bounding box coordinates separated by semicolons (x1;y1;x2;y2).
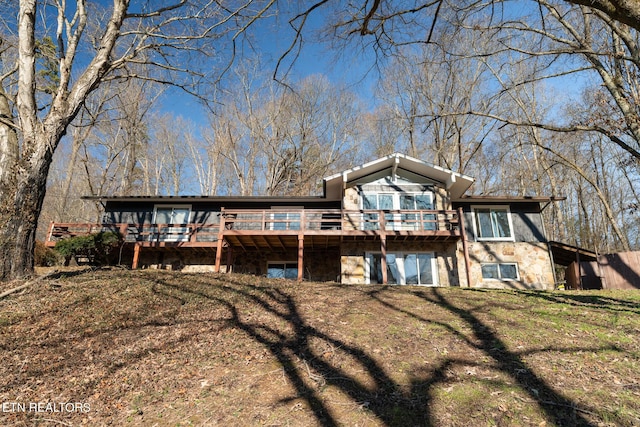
367;252;437;285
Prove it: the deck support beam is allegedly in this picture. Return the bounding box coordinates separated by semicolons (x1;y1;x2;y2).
297;234;304;281
458;207;473;288
132;243;141;269
381;235;388;284
214;213;226;273
226;246;233;273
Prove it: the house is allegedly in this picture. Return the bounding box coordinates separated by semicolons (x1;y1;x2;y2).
45;153;562;289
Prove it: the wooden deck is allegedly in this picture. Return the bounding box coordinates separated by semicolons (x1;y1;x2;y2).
45;208;466;279
46;209;461;247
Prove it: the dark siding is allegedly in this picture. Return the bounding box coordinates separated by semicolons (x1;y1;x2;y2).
454;201;547;243
104;202;154;224
103;199;342;225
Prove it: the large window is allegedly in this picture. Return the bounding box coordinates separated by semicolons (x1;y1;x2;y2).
362;192;434;230
473;206;514;240
481;263;520;281
270;207;301;231
267;262;298;279
366;252;437;286
153;205;191;242
154;205;191;224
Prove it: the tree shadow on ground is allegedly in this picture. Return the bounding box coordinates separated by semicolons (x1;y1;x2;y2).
155;276;612;426
467;287;640;314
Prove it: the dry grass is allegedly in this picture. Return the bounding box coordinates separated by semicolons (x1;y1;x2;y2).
1;268;639;426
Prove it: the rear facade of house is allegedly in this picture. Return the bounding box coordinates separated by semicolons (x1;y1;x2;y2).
46;153;557;289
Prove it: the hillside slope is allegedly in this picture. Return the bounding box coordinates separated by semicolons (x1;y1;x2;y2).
1;269;639;426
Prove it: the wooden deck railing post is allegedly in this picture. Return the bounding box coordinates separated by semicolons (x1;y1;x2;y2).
47;221;55;244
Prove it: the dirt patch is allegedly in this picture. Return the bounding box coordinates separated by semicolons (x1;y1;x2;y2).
1;269;639;426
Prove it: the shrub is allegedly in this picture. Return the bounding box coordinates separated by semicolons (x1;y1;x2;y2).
54;231;122;265
35;241;62;266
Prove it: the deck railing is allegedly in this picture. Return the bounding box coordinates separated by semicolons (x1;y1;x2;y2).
45;209;460;245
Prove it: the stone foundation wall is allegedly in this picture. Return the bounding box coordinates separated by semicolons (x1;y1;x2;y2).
466;241;554;290
233;248;341;282
137;247;340;281
137;249;218;271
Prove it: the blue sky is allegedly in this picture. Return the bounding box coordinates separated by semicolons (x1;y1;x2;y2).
160;5;382;129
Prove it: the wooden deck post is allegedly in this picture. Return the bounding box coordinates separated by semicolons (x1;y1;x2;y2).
381;235;388;285
214;212;226;273
226;246;233;273
297;234;304;282
457;207;473;288
132;243;141;269
46;221;55;244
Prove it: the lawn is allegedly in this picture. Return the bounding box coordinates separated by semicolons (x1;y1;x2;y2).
1;269;639;426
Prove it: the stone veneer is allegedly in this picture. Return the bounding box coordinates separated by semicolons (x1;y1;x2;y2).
465;241;555;290
137;247;340;281
340;241;460;286
340;184;459;286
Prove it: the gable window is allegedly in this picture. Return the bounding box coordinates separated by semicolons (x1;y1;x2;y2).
267;262;298;279
481;263;519;281
362;191;434;231
473;206;514;240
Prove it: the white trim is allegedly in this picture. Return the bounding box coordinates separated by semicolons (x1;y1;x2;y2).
471;205;515;242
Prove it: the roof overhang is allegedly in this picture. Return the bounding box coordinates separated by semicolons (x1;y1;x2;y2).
82;195;332;203
549;241;598;266
323;153;475;199
453;195;566;204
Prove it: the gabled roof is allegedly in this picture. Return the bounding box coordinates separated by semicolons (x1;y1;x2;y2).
323;152;475;199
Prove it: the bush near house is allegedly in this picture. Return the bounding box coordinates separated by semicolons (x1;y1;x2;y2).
34;241;62;266
53;231;122;266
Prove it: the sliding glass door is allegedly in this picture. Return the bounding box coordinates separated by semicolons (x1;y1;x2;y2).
366;252;437;285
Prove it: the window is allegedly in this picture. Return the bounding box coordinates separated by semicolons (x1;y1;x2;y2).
366;252;437;286
400;194;436;231
270;207;301;230
473;206;514;240
153;205;191;242
481;263;519;280
154;206;191;224
267;262;298;279
363;193;393;230
362;192;434;231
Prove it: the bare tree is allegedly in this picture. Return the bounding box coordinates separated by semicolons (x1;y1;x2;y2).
0;0;277;280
